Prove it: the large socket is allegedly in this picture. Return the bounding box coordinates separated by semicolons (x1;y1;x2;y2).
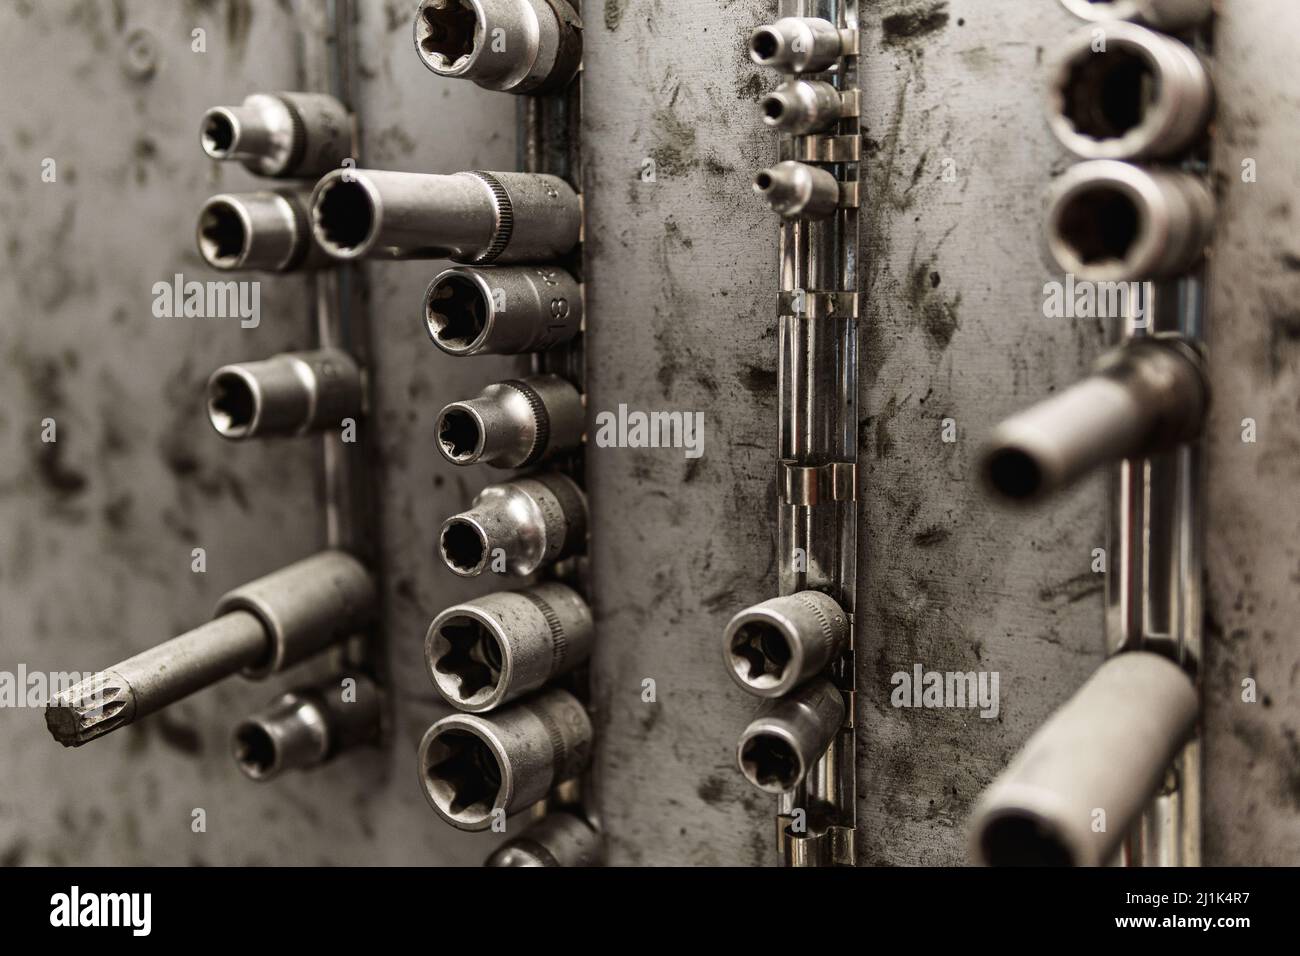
748;17;845;74
485;812;601;866
197;189;327;273
753;161;841;221
737;678;845;794
982;337;1208;505
435;374;583;468
232;673;381;782
1058;0;1213;33
1047;23;1213;161
969;651;1198;866
439;472;587;578
417;687;593;831
425;583;593;712
424;266;582;357
206;349;364;441
413;0;583;95
723;591;849;698
1046;160;1214;281
310;168;580;264
200;92;351;179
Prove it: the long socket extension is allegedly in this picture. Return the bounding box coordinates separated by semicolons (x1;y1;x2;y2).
723;591;849;698
413;0;583;95
424;266;582;357
485;812;601;866
439;472;586;577
233;673;382;781
1046;160;1214;282
197;190;327;273
969;651;1198;866
754;161;841;221
310;168;580;264
426;583;593;712
737;678;845;794
200;92;352;179
1047;23;1213;162
206;349;364;441
417;686;593;831
1058;0;1213;33
435;374;583;468
45;551;375;747
982;337;1207;505
748;17;846;74
761;80;847;135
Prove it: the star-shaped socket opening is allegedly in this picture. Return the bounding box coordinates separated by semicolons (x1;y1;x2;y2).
418;1;479;69
424;729;502;821
729;620;792;690
433;615;504;705
741;733;800;792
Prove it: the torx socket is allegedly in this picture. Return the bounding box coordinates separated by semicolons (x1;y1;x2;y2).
424;266;582;357
417;687;593;831
1047;23;1214;161
723;591;850;698
426;583;593;712
310;168;580;264
413;0;583;95
968;651;1198;867
1058;0;1213;32
761;80;846;135
748;17;844;73
46;551;375;747
200;92;352;179
232;673;382;781
1046;160;1214;281
197;189;327;273
738;678;845;794
206;349;363;441
435;374;583;468
982;337;1207;505
754;161;841;221
485;812;602;867
439;472;587;577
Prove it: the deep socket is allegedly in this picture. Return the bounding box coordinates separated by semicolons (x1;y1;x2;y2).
1058;0;1213;33
424;266;582;357
435;374;583;468
206;349;364;440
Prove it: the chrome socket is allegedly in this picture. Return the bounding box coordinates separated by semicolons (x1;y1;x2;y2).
417;687;593;831
748;17;844;74
754;161;840;221
435;374;583;468
197;189;327;273
983;337;1207;505
1045;160;1215;281
1058;0;1213;33
232;673;381;782
1047;23;1213;161
424;266;582;356
737;678;845;794
206;349;364;441
760;80;845;135
200;92;351;179
413;0;583;95
439;472;587;578
723;591;849;698
425;582;593;712
968;651;1198;866
484;811;601;866
310;168;581;264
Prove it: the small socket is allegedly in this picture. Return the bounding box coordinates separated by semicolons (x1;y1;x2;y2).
424;266;582;356
484;812;601;866
206;349;363;440
737;678;845;794
723;591;849;698
753;161;841;220
748;17;844;74
200;92;351;179
435;374;583;468
760;80;845;134
197;190;326;273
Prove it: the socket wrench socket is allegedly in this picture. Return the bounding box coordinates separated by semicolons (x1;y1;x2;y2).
424;266;582;356
723;591;849;698
426;583;593;712
737;678;845;794
207;349;363;440
1058;0;1213;33
1045;160;1214;281
310;168;580;264
983;337;1207;505
748;17;844;73
1047;23;1213;161
413;0;583;95
439;472;587;577
761;80;845;134
232;673;381;781
969;651;1198;866
435;374;583;468
197;189;328;273
754;161;840;221
417;687;593;831
200;92;351;179
485;811;601;866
